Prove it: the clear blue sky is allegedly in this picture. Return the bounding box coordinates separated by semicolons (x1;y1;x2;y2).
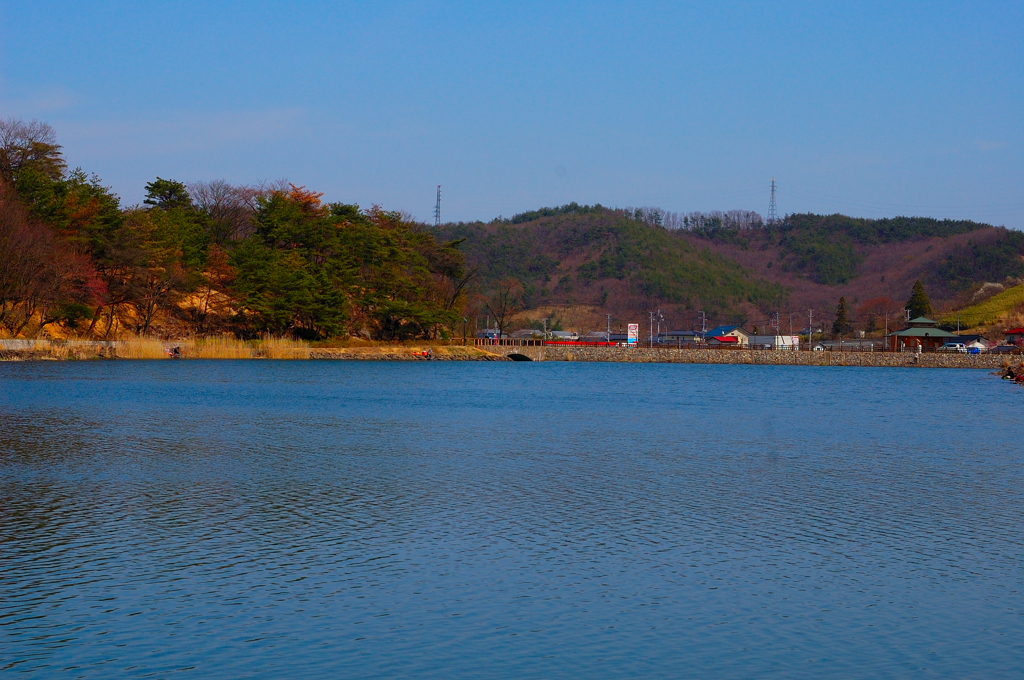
2;1;1021;227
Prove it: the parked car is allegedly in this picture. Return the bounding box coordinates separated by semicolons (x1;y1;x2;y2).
938;342;967;353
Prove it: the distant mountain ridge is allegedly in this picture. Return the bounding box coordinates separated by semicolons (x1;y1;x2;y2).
433;205;1023;329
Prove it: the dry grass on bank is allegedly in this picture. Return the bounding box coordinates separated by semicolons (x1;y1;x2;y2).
182;336;253;359
30;341;77;360
2;334;486;361
116;337;168;359
261;336;311;359
110;335;313;359
178;336;311;359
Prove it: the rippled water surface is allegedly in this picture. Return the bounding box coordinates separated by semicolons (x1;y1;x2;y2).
1;361;1022;678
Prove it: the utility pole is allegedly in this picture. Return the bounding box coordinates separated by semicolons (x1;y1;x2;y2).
649;311;654;348
698;310;706;334
808;309;813;351
606;313;612;342
434;185;441;227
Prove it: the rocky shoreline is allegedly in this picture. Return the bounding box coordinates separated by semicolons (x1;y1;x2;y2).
0;340;1014;368
483;344;1011;369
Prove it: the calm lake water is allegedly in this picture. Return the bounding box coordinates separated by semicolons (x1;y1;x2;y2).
1;361;1022;678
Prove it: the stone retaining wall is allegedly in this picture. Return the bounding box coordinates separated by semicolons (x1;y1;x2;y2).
0;338;1011;368
494;345;1010;369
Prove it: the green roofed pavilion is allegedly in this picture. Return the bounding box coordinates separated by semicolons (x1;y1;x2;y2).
887;316;957;351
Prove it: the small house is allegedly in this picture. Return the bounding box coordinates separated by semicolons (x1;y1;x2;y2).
657;330;703;346
1003;328;1024;346
703;325;750;346
707;335;740;347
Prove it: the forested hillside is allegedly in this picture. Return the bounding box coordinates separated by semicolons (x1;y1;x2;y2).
685;211;1022;289
436;206;1023;332
434;205;787;326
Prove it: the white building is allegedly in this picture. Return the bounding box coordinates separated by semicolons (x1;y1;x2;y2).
748;335;801;350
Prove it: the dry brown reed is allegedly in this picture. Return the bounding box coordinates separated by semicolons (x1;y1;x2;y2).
184;336;254;359
116;337;168;360
37;340;72;360
110;335;311;359
260;336;310;359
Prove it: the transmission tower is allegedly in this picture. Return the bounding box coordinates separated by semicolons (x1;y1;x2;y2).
434;185;441;227
767;177;778;225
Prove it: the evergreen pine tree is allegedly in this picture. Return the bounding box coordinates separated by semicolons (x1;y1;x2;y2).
832;296;851;338
905;280;932;319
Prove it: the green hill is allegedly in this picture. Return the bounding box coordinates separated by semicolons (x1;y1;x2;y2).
434;206;786;317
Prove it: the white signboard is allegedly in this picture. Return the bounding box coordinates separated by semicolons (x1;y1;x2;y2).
627;323;639;345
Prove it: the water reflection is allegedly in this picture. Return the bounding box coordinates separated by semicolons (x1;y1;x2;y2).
1;362;1022;678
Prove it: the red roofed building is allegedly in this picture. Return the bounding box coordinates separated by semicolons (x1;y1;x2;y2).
1004;328;1024;346
707;335;740;347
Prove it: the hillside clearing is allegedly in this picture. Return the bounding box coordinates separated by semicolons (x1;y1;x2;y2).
941;282;1024;330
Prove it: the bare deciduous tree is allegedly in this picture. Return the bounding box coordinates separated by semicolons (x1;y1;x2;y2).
188;179;263;242
0;118;66;183
483;278;524;337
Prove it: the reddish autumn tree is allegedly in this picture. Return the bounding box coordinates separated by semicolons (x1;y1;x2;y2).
857;296;901;332
0;182;104;337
